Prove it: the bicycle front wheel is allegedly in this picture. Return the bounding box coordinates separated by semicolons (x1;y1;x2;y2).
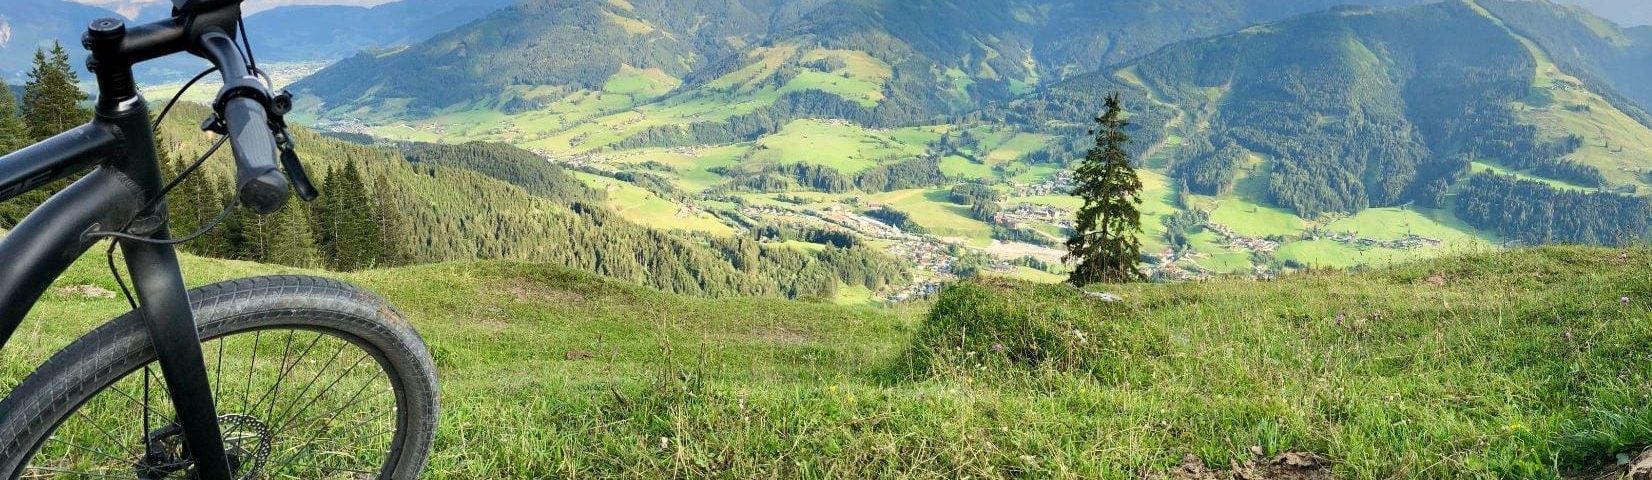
0;276;440;479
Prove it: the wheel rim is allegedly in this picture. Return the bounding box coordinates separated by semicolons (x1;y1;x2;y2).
20;327;403;479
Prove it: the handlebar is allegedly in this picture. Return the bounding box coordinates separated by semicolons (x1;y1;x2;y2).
220;96;288;214
88;1;309;215
196;30;290;214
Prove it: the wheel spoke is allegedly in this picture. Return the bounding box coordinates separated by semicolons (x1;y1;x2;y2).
21;327;404;478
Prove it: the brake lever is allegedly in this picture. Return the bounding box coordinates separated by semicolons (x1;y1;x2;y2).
266;89;318;202
275;127;317;201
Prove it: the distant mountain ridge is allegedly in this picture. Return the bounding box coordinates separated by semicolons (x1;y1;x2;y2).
293;0;1437;121
241;0;518;62
998;0;1651;242
0;0;517;81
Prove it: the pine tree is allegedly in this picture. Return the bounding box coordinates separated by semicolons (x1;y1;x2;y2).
23;43;89;141
333;160;381;270
163;154;233;257
372;171;412;267
0;77;34;227
1066;93;1145;286
308;165;341;267
237;202;317;267
0;77;26;152
4;44;90;227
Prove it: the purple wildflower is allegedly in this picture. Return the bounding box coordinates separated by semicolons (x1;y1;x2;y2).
991;342;1006;353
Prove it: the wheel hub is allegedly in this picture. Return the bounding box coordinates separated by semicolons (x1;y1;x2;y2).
133;414;274;480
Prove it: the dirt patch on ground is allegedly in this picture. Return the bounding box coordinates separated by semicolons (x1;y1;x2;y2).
752;326;813;345
1570;448;1652;480
1149;451;1334;480
503;277;588;304
55;284;116;299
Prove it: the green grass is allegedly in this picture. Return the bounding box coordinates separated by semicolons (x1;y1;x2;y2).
1323;207;1490;244
937;155;995;179
868;189;995;246
571;171;734;235
750;120;928;174
5;246;1649;478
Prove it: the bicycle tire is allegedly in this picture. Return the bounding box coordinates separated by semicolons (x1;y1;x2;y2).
0;275;439;478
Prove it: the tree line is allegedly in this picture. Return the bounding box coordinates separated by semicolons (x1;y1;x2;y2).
1454;172;1651;246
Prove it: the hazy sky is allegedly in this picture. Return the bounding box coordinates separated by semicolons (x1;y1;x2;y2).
67;0;1650;26
69;0;396;16
1555;0;1652;26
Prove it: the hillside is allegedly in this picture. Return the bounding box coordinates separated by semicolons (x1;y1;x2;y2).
291;0;1434;125
287;0;1651;286
1014;0;1652;245
150;102;910;301
240;0;518;62
0;0;512;82
5;245;1650;477
0;0;120;80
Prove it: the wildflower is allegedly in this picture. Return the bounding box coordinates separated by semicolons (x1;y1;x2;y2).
1334;312;1345;325
991;342;1006;353
1622;296;1632;306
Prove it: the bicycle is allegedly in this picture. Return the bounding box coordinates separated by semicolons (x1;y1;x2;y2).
0;0;439;478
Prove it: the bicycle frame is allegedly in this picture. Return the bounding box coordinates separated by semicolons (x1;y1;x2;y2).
0;13;243;480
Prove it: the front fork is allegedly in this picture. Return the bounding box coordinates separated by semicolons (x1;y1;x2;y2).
99;89;236;480
121;236;235;479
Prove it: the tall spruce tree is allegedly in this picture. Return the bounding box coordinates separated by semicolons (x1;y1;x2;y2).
0;78;26;152
1065;93;1145;286
5;44;90;227
0;78;32;227
309;160;381;271
23;43;88;141
372;171;412;267
237;202;317;267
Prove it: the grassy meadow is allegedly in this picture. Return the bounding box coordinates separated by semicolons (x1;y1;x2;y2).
2;246;1649;478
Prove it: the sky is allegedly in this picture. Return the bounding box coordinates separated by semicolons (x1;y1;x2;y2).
1555;0;1652;26
68;0;396;17
65;0;1650;26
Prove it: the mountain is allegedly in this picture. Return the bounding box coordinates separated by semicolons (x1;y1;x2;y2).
1556;0;1652;26
1477;0;1652;113
296;0;830;117
281;0;1652;283
0;0;123;81
149;102;908;300
0;0;517;82
293;0;1435;122
1003;0;1651;243
240;0;518;62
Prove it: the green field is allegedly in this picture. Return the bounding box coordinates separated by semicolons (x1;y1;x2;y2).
572;172;734;236
869;189;995;246
6;246;1650;478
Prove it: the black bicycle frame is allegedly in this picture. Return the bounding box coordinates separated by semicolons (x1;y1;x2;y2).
0;12;246;480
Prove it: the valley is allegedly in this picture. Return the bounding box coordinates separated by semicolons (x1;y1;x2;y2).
279;0;1652;302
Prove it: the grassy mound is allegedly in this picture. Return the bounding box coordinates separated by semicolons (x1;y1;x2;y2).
4;246;1651;478
891;279;1166;380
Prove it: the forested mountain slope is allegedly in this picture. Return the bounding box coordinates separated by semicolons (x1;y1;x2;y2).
0;0;121;80
997;0;1652;243
240;0;519;62
274;0;1652;283
1478;0;1652;114
292;0;1434;123
296;0;834;117
149;103;908;300
1;0;515;81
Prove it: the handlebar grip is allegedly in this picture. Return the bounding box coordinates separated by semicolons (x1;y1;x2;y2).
221;96;288;214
